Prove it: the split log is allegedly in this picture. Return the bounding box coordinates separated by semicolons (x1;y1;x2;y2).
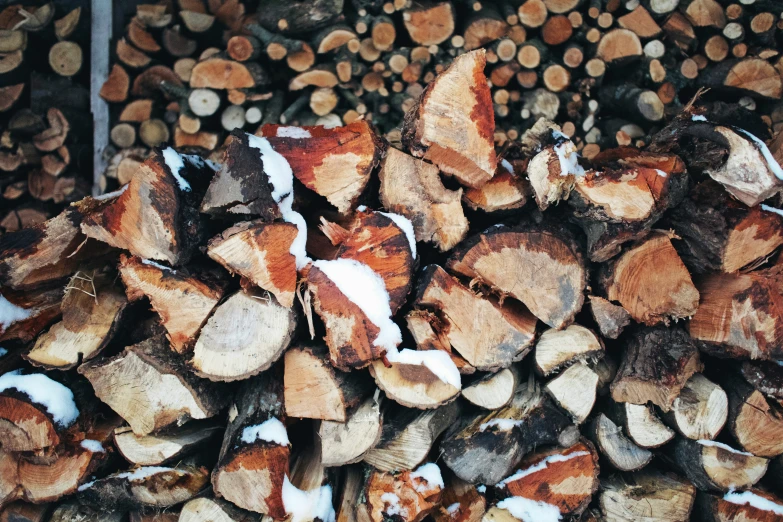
359;463;444;522
402;49;497;188
379;146;468;252
414;265;536;371
402;2;455;46
0;502;49;522
432;475;485;522
77;464;209;511
461;367;518;410
670;438;768;492
611;402;675;449
588;413;652;471
207;221;298;307
446;223;587;329
741;359;783;401
596;28;643;64
545;362;600;424
599;470;696;522
49;502;122;522
0;286;63;343
320;396;383;467
79;335;228;436
212;370;288;517
81;149;214;265
100;64;130;103
119;255;224;353
569;148;688;262
370;348;462;409
440;381;577;485
113;421;222;466
689;266;783;361
363;401;460;472
696;489;783;522
662;373;728;441
717;370;783;458
588;296;631;339
600;232;699;325
611;326;702;411
667;181;783;274
25;270;127;369
284;345;373;422
462;160;529;214
701;58;782;99
493;440;599;518
534;324;603;377
258;121;384;214
190;59;266;89
191;289;297;382
180;496;262;521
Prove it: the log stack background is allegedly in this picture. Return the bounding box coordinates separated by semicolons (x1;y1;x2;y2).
1;1;783;522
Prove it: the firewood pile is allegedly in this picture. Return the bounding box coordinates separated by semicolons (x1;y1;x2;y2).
0;2;93;233
94;0;783;196
2;48;783;522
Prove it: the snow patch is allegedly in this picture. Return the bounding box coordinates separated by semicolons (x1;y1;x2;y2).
477;485;486;494
501;159;514;174
93;184;128;201
241;417;289;446
447;503;461;515
247;134;311;269
77;480;95;491
277;126;312;139
116;466;181;482
282;475;336;522
183;153;216;171
0;370;79;427
496;497;562;522
0;347;6;358
723;490;783;515
761;204;783;218
698;439;754;456
410;463;444;494
0;294;31;330
655;169;667;177
552;131;584;177
162;147;192;191
479;418;524;432
691;115;707;122
386;348;461;389
735;128;783;181
81;439;105;453
142;259;175;272
380;211;417;258
312;258;401;351
381;493;408;517
498;451;591;486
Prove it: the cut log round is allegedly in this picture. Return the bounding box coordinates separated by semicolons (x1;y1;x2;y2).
284;345;372;422
100;64;130;103
190;59;263;89
370;353;461;410
191;290;296;382
320;396;382;467
379;146;468;252
697;489;783;522
493;440;599;518
113;421;222;466
363;401;460;472
611;326;702;412
596;29;643;64
179;496;262;522
588;413;652;472
601;232;699;325
402;2;455;46
616;402;675;449
544;362;600;424
461;367;517;410
415;265;536;371
78;335;228;436
207;221;298;307
119;255;224;353
599;470;696;522
534;324;603;376
670;438;768;492
662;373;728;441
447;224;587;329
402;49;497;188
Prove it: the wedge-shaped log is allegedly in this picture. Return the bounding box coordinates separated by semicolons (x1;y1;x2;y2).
611;326;702;411
432;474;485;522
212;370;289;517
379;147;468;252
0;287;63;343
440;381;577;485
599;470;695;522
113;421;222;466
119;255;224;353
607;402;674;449
689;267;783;361
191;290;297;382
415;265;536;371
588;296;631;340
258;121;383;214
569;148;688;262
81;148;213;265
180;496;262;522
284;345;372;422
26;270;126;369
320;396;383;467
544;362;599;424
364;401;460;472
524;121;584;210
668;181;783;274
447;224;587;329
588;413;652;471
669;438;768;492
662;373;728;441
402;49;496;188
534;324;603;376
493;441;599;519
359;463;444;522
696;489;783;522
79;335;227;436
601;232;699;325
462;367;518;410
207;221;298;307
462;160;530;214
